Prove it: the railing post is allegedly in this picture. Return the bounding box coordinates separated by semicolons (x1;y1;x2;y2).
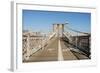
76;32;78;49
25;33;30;60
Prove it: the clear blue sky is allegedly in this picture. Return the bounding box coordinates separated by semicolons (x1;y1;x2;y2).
22;10;91;33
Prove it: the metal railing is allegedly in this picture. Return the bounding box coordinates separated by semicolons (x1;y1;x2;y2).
63;25;91;57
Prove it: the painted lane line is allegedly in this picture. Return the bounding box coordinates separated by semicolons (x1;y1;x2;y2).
58;39;64;61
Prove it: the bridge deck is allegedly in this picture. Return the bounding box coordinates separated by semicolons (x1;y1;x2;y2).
61;39;89;60
24;37;89;62
24;37;58;62
60;39;78;60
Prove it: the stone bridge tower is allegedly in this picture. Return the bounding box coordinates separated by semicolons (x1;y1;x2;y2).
53;24;64;37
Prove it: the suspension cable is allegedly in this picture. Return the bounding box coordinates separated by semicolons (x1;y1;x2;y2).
65;26;90;35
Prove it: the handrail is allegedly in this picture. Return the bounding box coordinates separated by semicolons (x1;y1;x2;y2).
63;32;72;42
